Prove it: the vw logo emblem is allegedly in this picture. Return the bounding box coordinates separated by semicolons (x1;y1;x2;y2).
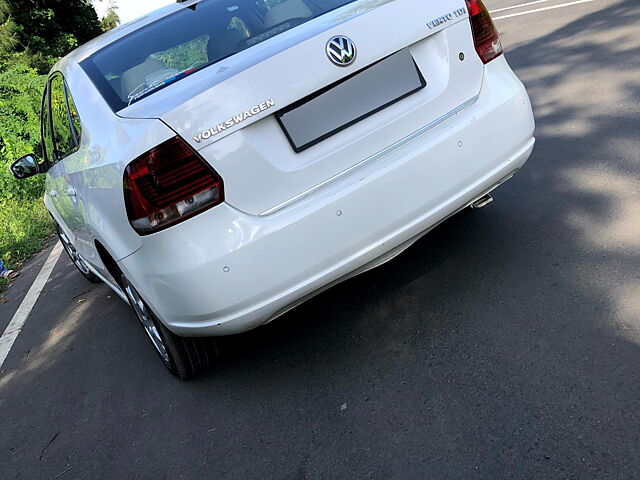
326;35;357;67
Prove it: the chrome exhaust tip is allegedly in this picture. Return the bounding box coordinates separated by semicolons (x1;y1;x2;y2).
470;194;494;209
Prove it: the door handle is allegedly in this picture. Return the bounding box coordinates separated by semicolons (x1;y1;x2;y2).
66;187;77;197
49;190;57;197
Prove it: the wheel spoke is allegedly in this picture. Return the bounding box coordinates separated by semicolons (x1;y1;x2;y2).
124;281;170;364
59;230;91;275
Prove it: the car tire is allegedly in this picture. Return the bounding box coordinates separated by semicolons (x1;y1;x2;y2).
120;273;217;380
57;225;101;283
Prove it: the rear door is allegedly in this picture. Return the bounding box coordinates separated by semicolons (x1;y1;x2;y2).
45;73;90;256
42;77;68;234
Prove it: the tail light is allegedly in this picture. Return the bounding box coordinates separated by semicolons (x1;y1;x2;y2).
465;0;503;64
123;137;224;235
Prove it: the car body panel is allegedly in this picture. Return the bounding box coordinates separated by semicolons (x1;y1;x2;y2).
37;0;535;339
45;62;177;266
118;56;535;336
112;1;481;216
193;20;484;216
117;0;465;124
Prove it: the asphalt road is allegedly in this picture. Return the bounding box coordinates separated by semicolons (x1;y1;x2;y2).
1;0;639;478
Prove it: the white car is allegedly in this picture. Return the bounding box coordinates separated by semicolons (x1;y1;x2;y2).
11;0;535;379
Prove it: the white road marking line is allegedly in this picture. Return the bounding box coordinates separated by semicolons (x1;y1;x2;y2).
0;242;63;369
491;0;551;14
494;0;596;19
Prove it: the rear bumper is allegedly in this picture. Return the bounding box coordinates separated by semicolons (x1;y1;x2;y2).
119;56;535;336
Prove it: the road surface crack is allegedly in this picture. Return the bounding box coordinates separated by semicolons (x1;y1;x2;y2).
39;431;60;460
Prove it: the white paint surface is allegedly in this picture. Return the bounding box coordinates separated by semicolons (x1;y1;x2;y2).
491;0;552;14
494;0;596;20
0;243;63;369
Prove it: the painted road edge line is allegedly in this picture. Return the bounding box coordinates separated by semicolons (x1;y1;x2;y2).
0;242;63;369
491;0;551;14
494;0;595;20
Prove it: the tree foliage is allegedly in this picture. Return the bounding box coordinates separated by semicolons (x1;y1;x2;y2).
0;0;116;269
0;54;46;201
0;50;49;268
0;0;16;54
8;0;102;71
0;0;108;202
99;1;120;32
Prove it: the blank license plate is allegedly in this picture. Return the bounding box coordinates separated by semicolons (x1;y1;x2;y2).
277;48;427;152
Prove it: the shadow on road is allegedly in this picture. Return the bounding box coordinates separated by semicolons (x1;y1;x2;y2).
1;1;639;478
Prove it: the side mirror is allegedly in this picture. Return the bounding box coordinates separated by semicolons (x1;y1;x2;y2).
10;154;40;179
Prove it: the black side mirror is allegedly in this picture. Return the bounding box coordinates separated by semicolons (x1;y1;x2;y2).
10;154;40;179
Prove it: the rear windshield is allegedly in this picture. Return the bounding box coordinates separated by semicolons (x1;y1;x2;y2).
81;0;358;111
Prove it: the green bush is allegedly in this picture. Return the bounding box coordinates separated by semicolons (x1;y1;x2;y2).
0;198;53;291
0;0;107;290
0;197;52;260
0;55;53;287
0;55;47;202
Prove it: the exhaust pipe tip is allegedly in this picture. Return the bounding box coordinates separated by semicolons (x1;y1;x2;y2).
470;194;494;209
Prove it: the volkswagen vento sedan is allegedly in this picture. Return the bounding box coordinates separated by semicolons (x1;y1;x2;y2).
11;0;535;379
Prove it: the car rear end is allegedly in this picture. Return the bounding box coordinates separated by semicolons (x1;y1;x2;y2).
83;0;535;336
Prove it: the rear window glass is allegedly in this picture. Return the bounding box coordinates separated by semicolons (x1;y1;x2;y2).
81;0;358;111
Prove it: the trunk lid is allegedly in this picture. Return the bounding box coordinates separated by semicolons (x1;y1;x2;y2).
120;0;484;216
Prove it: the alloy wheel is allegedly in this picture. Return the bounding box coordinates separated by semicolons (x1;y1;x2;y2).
122;277;171;365
59;230;92;276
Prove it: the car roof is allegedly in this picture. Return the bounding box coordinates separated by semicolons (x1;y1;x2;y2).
53;1;197;73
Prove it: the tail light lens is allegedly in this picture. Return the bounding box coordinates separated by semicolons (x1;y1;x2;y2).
465;0;503;64
123;137;224;235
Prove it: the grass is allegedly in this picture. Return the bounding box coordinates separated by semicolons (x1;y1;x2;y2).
0;198;54;291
